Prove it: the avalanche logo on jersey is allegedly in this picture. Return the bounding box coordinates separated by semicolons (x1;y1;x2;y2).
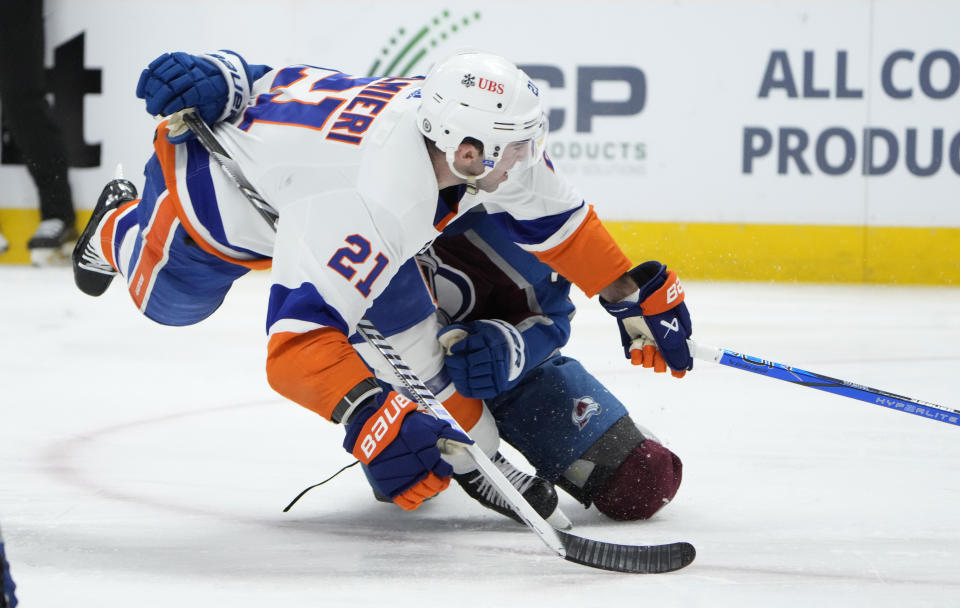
571;396;601;431
417;247;476;324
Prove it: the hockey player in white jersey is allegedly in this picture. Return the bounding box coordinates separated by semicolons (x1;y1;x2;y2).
72;49;693;519
144;51;683;524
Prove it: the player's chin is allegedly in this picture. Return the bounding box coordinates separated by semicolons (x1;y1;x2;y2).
478;172;508;192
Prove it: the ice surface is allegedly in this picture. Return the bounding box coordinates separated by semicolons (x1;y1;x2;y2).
1;267;958;606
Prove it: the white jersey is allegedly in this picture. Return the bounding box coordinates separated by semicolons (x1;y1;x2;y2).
169;64;594;342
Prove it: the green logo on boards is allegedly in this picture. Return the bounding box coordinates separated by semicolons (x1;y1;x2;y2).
366;10;482;77
363;10;648;178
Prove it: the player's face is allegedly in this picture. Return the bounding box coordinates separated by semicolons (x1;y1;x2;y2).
475;139;539;192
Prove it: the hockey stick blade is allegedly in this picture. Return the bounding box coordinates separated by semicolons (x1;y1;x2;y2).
559;531;695;574
358;319;696;573
690;340;960;427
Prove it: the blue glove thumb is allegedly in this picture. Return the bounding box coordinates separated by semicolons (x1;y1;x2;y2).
437;323;470;354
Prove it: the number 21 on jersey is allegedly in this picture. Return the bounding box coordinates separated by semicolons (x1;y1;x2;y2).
327;235;390;297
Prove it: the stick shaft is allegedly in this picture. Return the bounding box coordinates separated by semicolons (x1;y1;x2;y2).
182;112;279;230
689;340;960;427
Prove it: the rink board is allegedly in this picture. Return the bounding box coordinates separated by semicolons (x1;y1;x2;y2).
0;0;958;282
2;206;954;283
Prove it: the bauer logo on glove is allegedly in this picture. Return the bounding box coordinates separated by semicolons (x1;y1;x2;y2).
342;389;473;510
354;392;416;461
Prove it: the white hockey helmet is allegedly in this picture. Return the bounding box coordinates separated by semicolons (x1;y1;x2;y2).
417;50;547;185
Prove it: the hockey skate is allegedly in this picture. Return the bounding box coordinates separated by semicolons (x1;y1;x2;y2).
27;218;78;266
456;452;572;530
72;175;137;296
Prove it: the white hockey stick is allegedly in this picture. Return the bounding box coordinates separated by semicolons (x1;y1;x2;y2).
181;111;695;572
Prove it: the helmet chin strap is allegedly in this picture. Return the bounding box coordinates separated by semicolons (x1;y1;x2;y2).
465;177;479;195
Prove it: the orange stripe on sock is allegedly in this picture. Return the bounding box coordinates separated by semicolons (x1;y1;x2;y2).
442;391;483;431
127;195;181;310
153;124;271;271
98;199;139;271
266;328;375;420
533;205;632;297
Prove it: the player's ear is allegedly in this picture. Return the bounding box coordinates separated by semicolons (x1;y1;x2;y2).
455;138;483;164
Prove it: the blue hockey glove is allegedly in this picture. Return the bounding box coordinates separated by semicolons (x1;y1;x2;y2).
342;390;472;510
136;50;268;143
438;320;530;399
600;261;693;377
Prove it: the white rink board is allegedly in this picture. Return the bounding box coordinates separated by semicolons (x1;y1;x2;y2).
0;0;957;227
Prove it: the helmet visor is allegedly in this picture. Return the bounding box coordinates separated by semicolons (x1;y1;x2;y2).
486;115;548;175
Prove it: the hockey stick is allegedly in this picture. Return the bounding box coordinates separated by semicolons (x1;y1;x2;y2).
689;340;960;427
358;320;696;573
181;111;695;573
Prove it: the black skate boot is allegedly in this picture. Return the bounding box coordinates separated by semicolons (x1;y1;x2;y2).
455;452;572;530
72;176;138;296
27;218;78;266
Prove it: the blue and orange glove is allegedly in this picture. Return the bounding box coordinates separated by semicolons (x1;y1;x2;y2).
342;390;472;510
136;50;270;142
600;261;693;378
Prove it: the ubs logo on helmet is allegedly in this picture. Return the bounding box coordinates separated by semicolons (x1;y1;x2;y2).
462;72;504;94
479;78;505;94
